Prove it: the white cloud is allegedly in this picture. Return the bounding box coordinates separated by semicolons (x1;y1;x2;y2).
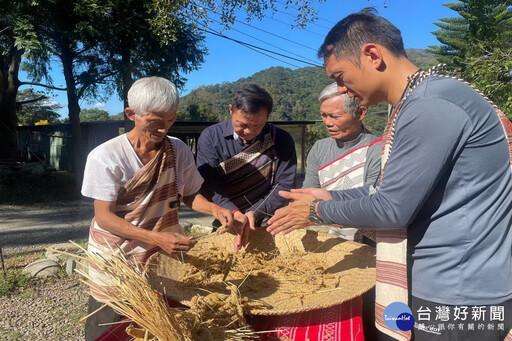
94;102;106;108
40;98;62;107
45;100;60;106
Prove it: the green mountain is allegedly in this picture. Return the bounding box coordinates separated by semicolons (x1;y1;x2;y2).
177;49;438;137
407;48;439;69
178;66;331;122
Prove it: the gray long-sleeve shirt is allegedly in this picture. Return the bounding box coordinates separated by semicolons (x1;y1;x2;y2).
318;76;512;305
302;127;381;189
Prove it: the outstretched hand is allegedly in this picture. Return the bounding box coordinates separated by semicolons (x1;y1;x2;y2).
266;191;315;235
291;188;332;201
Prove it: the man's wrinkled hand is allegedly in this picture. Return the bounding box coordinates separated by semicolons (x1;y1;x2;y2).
266;191;315;235
157;232;197;254
212;205;235;231
226;210;255;253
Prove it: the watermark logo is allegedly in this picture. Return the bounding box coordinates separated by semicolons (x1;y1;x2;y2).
383;302;415;331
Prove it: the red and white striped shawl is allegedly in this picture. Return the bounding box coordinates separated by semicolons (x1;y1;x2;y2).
87;138;181;301
319;138;382;240
375;65;512;341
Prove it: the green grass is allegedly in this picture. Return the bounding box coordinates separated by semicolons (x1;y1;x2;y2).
0;169;80;204
184;224;212;238
0;248;46;297
0;327;23;341
0;269;31;297
73;239;88;249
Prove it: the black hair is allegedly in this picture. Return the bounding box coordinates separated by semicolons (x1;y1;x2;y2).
231;84;273;115
318;7;407;65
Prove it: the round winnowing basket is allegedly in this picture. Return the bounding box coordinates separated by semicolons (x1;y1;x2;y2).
146;228;375;315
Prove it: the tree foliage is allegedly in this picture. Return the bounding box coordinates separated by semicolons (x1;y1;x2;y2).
79;108;110;122
0;0;58;159
150;0;325;45
16;88;61;125
2;0;323;164
110;112;125;121
20;0;116;177
429;0;512;117
178;66;333;121
177;48;437;136
178;48;432;119
100;0;206;131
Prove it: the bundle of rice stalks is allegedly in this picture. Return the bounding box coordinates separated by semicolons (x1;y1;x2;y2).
48;242;260;341
188;285;261;340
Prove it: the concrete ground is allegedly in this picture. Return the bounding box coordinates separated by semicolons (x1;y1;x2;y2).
0;198;213;253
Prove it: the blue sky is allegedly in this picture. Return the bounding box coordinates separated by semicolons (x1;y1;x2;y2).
19;0;455;117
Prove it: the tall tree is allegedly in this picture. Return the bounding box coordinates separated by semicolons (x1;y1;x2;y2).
0;13;23;159
0;1;65;160
150;0;324;45
103;0;324;128
4;0;323;169
429;0;512;116
23;0;115;180
100;0;206;131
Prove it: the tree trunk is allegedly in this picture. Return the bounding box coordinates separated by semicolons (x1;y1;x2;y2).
60;43;84;186
0;49;23;161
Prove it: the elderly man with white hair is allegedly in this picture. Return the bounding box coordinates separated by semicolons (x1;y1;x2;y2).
81;76;236;340
303;82;381;241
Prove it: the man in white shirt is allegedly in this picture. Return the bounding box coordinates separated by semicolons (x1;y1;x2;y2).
81;77;239;340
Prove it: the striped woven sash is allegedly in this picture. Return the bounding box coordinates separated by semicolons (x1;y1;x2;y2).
88;138;181;301
216;129;277;210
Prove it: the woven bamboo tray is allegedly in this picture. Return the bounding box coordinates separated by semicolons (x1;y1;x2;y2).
146;228;375;315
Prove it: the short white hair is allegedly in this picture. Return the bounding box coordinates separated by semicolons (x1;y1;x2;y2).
127;77;179;116
318;82;361;118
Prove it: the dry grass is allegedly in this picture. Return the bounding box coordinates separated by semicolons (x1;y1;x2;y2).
180;246;341;298
49;242;261;341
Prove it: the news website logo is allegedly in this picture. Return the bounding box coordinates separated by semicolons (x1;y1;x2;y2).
384;302;415;331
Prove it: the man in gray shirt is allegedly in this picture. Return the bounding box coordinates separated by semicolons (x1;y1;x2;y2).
303;83;381;240
268;8;512;341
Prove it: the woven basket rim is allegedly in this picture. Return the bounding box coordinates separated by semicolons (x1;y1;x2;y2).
146;228;376;315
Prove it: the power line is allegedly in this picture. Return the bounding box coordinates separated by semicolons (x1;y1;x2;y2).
202;27;301;68
231;41;303;69
199;6;320;52
199;26;323;67
207;16;320;65
273;7;333;30
231;18;318;52
275;0;337;25
269;17;325;37
195;4;327;38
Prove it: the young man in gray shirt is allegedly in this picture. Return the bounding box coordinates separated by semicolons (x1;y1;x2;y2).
268;8;512;341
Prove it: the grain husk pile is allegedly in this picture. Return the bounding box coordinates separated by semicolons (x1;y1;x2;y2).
147;228;376;315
